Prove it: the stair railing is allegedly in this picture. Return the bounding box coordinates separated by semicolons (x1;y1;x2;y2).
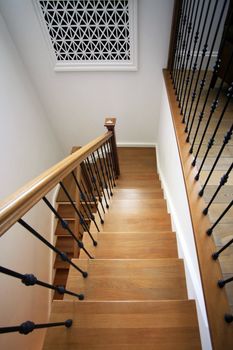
166;0;233;349
0;117;119;335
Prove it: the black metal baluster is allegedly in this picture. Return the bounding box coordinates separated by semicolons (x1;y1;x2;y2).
188;58;220;147
59;181;97;246
183;0;212;129
225;314;233;323
172;1;187;86
100;145;113;196
80;167;105;224
0;265;84;300
179;0;201;112
91;151;110;208
176;0;195;103
187;0;228;143
71;171;100;232
85;157;106;213
182;0;206;119
218;276;233;288
206;199;233;236
42;196;94;257
191;52;233;164
198;127;233;194
103;142;115;188
174;0;189;90
97;148;111;199
18;218;88;277
0;319;72;335
195;120;233;182
170;1;183;82
212;237;233;260
175;0;191;96
106;140;116;186
107;137;117;180
202;163;233;214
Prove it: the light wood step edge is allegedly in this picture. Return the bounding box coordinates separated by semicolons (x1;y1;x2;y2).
80;231;178;259
65;258;188;301
43;300;201;350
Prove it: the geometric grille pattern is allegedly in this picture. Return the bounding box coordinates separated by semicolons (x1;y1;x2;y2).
39;0;131;62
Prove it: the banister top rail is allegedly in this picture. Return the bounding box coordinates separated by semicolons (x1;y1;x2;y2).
0;130;112;237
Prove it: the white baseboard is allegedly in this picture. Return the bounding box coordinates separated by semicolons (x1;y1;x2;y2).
117;142;156;148
155;142;212;350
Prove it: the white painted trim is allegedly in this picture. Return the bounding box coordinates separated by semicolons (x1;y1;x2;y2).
155;142;212;350
117;142;156;148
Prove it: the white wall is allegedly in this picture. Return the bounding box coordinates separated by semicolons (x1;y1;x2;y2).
0;0;174;152
0;12;65;350
156;80;212;350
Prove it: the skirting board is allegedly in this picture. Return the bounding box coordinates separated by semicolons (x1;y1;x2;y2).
117;142;156;148
155;142;212;350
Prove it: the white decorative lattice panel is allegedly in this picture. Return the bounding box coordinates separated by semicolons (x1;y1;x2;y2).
35;0;137;71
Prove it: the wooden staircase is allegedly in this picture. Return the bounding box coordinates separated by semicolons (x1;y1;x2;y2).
43;147;201;349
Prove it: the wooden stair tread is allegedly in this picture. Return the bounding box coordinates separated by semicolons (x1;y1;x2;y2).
65;258;187;301
101;215;172;232
80;231;178;259
107;198;167;209
114;188;165;199
43;300;201;350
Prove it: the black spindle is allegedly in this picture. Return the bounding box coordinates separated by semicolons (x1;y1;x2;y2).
187;0;228;144
192;52;233;163
71;171;100;232
43;196;94;256
80;168;105;224
225;314;233;323
100;145;113;196
212;237;233;260
183;0;213;129
218;276;233;288
103;142;115;188
97;148;111;199
195;123;233;182
181;0;206;119
85;157;106;213
106;140;116;186
173;0;189;90
171;1;184;83
60;181;97;246
179;0;201;112
202;163;233;214
91;152;110;208
0;265;84;299
0;319;72;335
176;0;195;104
206;200;233;236
18;218;88;277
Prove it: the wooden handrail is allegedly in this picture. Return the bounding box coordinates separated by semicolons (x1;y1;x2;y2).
0;131;112;237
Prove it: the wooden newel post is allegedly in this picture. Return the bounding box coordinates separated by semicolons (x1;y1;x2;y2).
104;117;120;177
